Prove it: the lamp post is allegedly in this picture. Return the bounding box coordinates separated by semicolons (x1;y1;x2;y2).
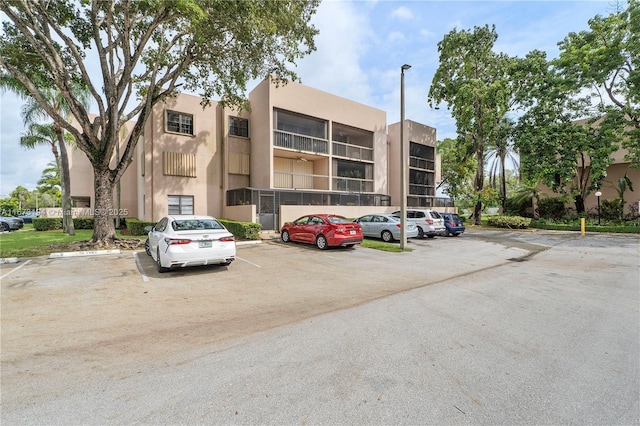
595;191;602;225
400;64;411;250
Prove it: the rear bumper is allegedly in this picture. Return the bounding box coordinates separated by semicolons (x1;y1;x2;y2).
333;237;363;246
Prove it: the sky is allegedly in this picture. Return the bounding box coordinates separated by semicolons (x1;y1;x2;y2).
0;0;617;197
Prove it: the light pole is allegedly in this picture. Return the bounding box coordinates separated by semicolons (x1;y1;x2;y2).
400;64;411;250
595;191;602;225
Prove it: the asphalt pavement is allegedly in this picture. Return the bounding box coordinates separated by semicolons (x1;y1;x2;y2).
1;229;638;425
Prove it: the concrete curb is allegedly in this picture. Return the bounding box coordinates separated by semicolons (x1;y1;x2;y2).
49;249;121;259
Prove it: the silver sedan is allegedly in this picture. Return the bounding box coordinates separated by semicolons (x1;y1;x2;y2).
354;213;419;242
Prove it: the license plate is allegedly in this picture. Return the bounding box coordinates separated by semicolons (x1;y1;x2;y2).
199;240;212;248
350;230;356;235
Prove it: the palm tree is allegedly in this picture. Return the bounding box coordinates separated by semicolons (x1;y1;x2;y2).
486;118;519;212
37;161;62;192
1;74;90;235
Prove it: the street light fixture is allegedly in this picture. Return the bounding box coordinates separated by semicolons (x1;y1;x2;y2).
595;191;602;225
400;64;411;250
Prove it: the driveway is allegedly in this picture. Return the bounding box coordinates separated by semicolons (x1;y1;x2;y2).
1;230;638;424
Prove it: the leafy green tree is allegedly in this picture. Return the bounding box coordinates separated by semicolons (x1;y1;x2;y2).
2;73;90;235
436;137;475;204
554;0;639;166
486;117;519;212
37;161;61;193
428;25;536;225
0;0;319;243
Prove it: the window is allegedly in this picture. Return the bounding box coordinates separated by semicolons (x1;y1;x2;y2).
229;117;249;137
166;111;194;135
168;195;194;215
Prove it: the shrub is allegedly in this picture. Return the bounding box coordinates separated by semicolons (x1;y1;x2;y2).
536;197;566;219
601;198;624;222
73;217;94;229
219;219;261;240
487;215;531;229
33;217;62;231
126;218;156;236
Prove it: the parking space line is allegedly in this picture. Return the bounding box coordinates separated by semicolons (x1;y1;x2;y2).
133;252;150;282
0;259;31;280
236;256;262;268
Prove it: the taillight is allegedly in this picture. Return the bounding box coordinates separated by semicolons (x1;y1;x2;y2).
426;219;433;225
336;227;346;233
219;236;235;242
396;223;401;228
449;221;456;226
165;238;191;245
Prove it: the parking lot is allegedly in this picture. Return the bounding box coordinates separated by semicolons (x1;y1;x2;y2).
1;230;638;424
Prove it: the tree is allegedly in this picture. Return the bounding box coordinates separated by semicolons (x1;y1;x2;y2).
486;118;519;212
0;0;319;244
436;137;476;204
428;25;533;225
554;0;639;166
2;73;91;236
37;161;61;193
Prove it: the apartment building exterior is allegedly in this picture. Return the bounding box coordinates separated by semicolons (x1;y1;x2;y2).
68;78;443;230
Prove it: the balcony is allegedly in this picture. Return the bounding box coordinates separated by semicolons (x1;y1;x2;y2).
410;156;435;171
333;177;374;193
274;130;329;155
332;141;373;161
274;172;329;190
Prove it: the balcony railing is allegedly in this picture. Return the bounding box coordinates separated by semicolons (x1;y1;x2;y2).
333;177;374;193
410;156;435;170
274;172;329;190
409;184;435;196
332;141;373;161
274;130;329;154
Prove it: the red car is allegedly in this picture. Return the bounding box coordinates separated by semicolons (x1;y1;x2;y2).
280;214;363;250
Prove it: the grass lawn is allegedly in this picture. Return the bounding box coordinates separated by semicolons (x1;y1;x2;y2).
0;226;143;258
361;238;413;253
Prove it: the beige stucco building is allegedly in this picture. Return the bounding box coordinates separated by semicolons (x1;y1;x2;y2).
68;78;445;230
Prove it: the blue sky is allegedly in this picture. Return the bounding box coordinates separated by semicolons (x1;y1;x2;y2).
0;0;614;196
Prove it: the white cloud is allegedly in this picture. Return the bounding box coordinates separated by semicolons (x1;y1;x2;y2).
391;6;413;20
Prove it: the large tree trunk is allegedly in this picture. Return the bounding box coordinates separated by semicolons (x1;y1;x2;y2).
56;129;75;236
574;195;585;213
472;148;484;225
92;166;117;243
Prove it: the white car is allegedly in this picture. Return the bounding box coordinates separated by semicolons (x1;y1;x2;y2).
391;209;446;238
145;215;236;273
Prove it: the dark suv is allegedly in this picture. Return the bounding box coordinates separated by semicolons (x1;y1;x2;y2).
439;212;465;237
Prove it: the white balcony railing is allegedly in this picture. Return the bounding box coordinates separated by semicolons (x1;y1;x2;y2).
332;141;373;161
274;130;329;154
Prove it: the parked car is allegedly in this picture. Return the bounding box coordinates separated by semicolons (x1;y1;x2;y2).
439;212;466;236
144;215;236;273
354;213;419;242
0;216;24;232
391;209;446;238
280;214;363;249
18;210;40;224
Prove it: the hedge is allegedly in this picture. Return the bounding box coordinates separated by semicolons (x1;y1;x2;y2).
487;215;532;229
125;218;157;236
33;217;122;231
218;218;262;240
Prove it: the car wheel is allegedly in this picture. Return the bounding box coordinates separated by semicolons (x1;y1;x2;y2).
1;222;9;232
281;230;290;243
452;232;460;237
316;234;328;250
144;239;151;256
443;228;451;237
381;230;394;242
427;235;436;239
417;227;424;238
156;248;170;273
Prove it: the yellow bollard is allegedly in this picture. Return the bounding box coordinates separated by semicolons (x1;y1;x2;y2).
580;217;585;235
